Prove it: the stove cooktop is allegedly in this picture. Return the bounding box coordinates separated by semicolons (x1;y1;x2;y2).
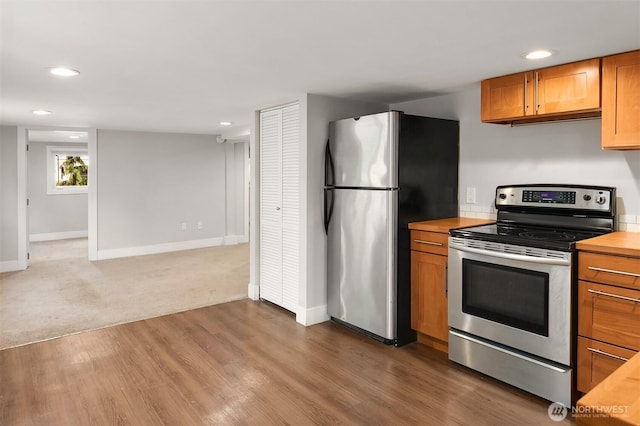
450;184;616;251
449;224;606;252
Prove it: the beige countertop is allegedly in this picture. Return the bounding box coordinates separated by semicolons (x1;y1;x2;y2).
408;217;495;233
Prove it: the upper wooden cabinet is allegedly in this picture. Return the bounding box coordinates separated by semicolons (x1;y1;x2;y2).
601;50;640;150
481;58;601;124
537;59;601;115
481;73;532;121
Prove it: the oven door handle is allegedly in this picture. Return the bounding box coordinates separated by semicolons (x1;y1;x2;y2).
449;242;570;266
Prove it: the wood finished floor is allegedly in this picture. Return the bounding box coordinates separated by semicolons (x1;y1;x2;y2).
0;299;572;425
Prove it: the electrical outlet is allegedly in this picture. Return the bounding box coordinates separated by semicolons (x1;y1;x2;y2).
197;221;203;230
180;222;187;231
466;187;476;204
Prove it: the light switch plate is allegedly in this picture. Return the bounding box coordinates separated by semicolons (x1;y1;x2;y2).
466;187;476;204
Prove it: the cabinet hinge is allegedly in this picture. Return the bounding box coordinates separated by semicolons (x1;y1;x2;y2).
27;252;30;260
27;198;30;206
26;144;29;152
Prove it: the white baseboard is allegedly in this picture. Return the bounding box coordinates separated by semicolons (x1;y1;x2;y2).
30;230;88;242
223;235;239;245
0;260;21;273
238;234;249;243
296;304;330;326
247;282;260;300
96;237;225;260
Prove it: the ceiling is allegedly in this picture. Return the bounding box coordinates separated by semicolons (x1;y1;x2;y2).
1;1;638;139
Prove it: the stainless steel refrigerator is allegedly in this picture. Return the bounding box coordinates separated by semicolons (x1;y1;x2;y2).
324;111;458;346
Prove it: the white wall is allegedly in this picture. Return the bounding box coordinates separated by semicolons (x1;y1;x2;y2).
222;140;248;244
96;129;243;259
1;126;247;266
392;86;640;231
233;141;247;238
27;142;88;240
0;125;18;270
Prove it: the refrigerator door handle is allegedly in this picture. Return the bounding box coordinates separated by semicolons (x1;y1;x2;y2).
324;189;329;234
324;139;335;187
324;188;334;235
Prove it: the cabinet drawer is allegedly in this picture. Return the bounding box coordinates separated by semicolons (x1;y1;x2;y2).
578;281;640;351
410;230;448;255
578;251;640;290
577;336;637;393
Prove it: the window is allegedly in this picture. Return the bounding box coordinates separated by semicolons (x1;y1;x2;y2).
46;146;89;194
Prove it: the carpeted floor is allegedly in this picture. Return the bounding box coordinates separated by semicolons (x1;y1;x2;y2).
0;238;249;350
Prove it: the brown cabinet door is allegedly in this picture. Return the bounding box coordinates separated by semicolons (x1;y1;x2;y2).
481;72;532;121
578;280;640;351
536;58;601;115
602;50;640;150
410;250;448;342
576;336;637;393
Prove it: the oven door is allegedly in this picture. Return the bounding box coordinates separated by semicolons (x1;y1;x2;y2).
448;237;572;365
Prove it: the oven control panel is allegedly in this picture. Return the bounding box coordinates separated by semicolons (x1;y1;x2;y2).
495;185;615;212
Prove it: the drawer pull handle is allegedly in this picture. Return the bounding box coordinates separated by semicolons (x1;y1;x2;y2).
587;288;640;303
414;240;443;246
587;266;640;278
587;347;629;362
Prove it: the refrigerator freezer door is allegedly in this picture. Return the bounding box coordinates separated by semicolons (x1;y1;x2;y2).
327;188;397;340
328;111;398;189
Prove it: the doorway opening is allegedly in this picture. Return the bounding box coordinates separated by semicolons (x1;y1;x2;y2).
17;126;98;268
27;130;89;263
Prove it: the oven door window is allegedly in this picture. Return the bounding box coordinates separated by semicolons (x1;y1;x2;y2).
462;259;549;336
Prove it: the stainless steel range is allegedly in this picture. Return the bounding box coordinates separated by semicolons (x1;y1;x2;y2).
447;184;616;407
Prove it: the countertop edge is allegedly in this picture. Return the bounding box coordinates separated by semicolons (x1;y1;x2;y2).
408;217;495;233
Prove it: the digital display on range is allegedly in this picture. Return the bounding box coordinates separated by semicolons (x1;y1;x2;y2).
522;190;576;204
540;192;560;200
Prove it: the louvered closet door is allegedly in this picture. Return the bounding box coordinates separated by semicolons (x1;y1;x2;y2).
259;109;283;306
259;103;299;314
280;104;299;313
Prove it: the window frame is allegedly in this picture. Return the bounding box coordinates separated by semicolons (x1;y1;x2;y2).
46;145;89;195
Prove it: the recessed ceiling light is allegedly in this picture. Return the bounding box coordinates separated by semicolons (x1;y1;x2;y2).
49;67;80;77
523;50;554;60
220;121;232;126
69;135;80;139
32;109;52;115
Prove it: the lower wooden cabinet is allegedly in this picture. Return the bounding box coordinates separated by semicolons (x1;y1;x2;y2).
576;247;640;392
408;220;495;353
410;250;448;343
578;280;640;352
577;337;637;393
